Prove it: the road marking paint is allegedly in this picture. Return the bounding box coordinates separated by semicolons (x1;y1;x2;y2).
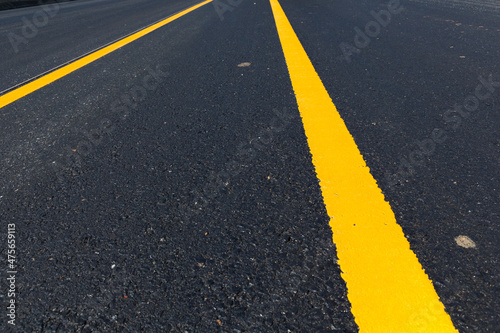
268;0;458;332
0;0;213;110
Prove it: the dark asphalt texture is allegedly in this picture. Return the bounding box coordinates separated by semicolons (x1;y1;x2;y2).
0;0;499;332
0;0;77;12
0;0;202;92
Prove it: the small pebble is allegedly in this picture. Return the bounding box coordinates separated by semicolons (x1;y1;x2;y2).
455;235;476;248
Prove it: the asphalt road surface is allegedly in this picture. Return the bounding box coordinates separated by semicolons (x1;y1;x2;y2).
0;0;498;332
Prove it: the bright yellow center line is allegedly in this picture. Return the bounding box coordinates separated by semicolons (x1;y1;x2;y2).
268;0;458;332
0;0;213;110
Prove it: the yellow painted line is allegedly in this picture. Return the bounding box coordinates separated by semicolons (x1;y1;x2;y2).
0;0;213;110
268;1;458;332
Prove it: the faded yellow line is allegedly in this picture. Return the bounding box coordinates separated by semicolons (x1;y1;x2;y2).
268;0;458;332
0;0;213;110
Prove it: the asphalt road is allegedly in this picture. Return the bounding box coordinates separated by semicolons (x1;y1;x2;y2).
0;0;498;332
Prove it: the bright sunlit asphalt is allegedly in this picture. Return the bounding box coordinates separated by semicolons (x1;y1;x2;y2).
0;0;498;331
